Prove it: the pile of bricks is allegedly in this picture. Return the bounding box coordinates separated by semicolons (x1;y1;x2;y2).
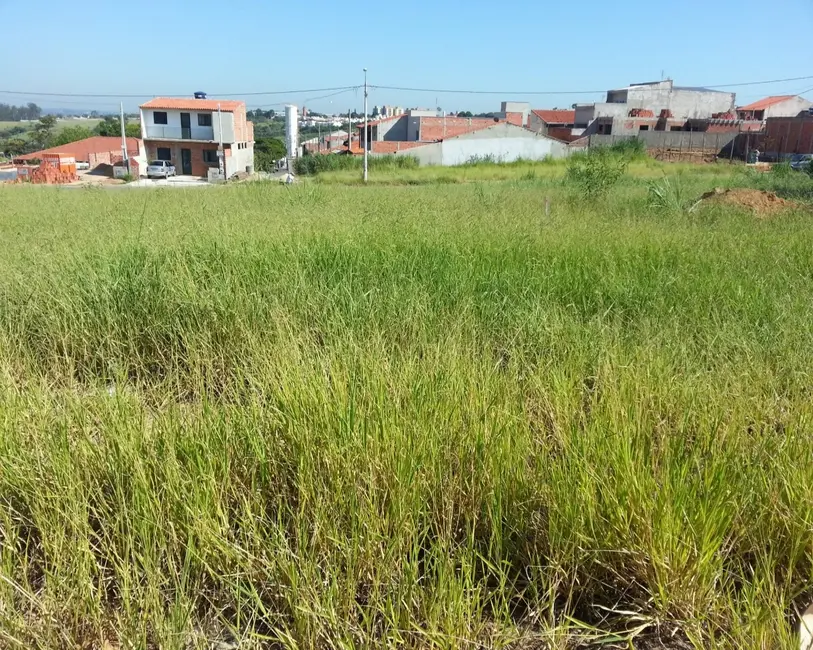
28;165;77;184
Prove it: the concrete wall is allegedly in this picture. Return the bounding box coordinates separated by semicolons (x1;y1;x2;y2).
140;108;235;142
229;142;254;174
378;116;408;141
393;125;569;166
762;97;813;119
625;86;734;119
585;131;740;152
407;116;420;141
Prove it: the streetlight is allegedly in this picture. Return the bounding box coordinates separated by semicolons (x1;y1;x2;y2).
363;68;368;183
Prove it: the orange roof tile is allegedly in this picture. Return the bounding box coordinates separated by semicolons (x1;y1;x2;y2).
14;136;141;162
531;109;576;125
737;96;796;112
140;97;245;112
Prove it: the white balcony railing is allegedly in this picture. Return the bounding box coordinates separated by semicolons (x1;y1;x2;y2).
143;125;215;141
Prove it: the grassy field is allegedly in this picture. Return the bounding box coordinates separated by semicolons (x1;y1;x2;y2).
1;163;813;649
0;117;103;136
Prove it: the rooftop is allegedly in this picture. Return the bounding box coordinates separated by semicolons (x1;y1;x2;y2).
737;95;797;111
140;97;245;112
532;109;576;124
14;136;141;162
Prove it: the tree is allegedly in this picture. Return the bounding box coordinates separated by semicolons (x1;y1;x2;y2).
50;125;93;147
30;115;57;149
254;137;286;172
0;102;42;121
457;111;474;118
1;138;29;157
94;116;141;138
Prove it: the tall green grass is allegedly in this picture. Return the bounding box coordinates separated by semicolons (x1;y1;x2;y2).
1;174;813;648
293;153;418;176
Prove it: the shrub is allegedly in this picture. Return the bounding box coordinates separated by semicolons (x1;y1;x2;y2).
647;175;690;215
565;148;628;198
294;154;418;176
607;137;647;160
463;154;500;166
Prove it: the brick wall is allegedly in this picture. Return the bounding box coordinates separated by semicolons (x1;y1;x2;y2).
418;117;500;141
371;141;426;154
505;112;524;126
765;118;813;154
231;107;250;142
88;151;128;168
145;141;221;177
547;127;580;142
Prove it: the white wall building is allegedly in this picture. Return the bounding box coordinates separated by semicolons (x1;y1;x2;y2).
139;96;254;178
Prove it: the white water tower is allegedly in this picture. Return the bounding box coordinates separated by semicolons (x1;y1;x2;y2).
285;105;299;167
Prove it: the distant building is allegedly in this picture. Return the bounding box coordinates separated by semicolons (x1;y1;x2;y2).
13;136;144;169
139;96;254;177
390;122;569;166
736;95;813;121
498;101;531;127
527;109;579;141
575;80;736;135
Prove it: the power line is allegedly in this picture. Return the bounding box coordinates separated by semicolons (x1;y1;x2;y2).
1;74;811;103
0;86;358;99
248;88;359;109
371;75;813;96
370;85;603;96
708;75;813;89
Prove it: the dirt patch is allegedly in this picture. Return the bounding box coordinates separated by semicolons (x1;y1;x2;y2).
691;187;801;216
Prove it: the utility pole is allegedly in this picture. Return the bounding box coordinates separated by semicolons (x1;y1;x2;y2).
348;109;352;152
363;67;368;183
119;102;130;174
217;104;225;179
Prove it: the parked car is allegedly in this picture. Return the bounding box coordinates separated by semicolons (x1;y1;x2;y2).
790;154;813;172
146;160;176;179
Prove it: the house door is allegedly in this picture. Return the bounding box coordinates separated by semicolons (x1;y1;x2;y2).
180;113;191;139
181;149;192;175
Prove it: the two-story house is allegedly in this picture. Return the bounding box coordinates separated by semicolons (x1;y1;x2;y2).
139;96;254;178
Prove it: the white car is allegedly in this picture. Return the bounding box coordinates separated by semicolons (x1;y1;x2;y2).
147;160;176;179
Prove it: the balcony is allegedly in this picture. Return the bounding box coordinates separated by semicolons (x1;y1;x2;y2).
143;125;215;141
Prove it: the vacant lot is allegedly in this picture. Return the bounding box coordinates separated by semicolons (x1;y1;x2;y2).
1;165;812;649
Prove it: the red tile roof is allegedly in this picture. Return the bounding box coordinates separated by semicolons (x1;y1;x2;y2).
737;96;795;111
14;136;141;162
531;109;576;125
140;97;245;112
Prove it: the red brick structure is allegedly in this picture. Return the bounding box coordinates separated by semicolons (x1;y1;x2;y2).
416;117;500;141
764;116;813;155
370;141;428;154
14;136;141;164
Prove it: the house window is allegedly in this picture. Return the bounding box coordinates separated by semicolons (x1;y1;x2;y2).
157;147;171;160
203;149;219;164
153;112;168;125
670;126;682;131
639;125;649;131
198;113;212;127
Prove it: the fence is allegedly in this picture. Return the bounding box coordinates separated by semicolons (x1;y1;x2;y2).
583;132;765;163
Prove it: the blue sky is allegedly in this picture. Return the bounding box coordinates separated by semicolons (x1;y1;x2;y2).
2;0;812;114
